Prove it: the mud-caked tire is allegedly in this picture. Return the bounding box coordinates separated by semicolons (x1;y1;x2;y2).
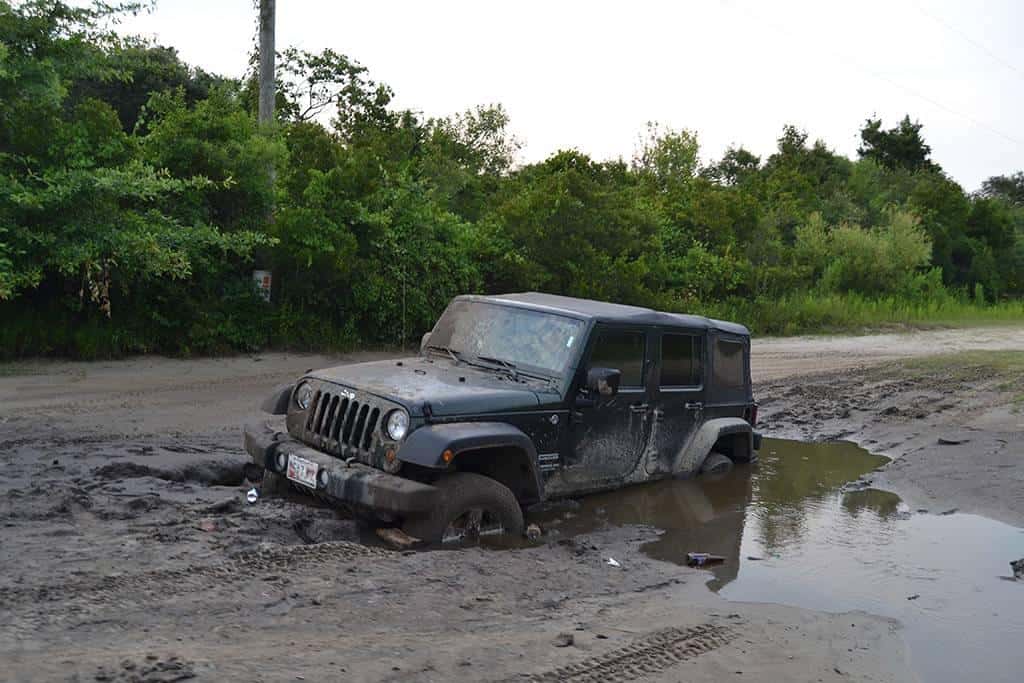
403;472;524;545
700;451;734;477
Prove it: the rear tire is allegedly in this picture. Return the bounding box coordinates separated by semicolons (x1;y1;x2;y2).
700;451;734;477
403;472;524;545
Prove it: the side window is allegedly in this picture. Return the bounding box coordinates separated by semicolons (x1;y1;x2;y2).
712;338;746;389
660;333;703;387
588;329;646;388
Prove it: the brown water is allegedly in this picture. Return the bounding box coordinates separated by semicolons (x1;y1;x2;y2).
530;439;1024;683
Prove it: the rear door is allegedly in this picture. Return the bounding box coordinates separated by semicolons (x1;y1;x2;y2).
705;333;751;420
645;329;706;475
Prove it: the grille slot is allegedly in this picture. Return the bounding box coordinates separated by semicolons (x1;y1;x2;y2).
330;398;349;441
306;390;322;431
341;399;358;444
363;408;380;450
352;405;369;450
323;395;340;438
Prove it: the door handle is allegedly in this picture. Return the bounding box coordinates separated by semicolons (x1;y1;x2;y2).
685;401;703;410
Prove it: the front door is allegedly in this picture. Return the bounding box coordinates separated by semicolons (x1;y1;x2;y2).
569;326;652;487
645;330;706;475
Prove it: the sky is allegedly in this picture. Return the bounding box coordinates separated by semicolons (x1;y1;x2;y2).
116;0;1024;191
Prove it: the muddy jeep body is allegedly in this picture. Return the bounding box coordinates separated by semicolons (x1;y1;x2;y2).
244;293;760;540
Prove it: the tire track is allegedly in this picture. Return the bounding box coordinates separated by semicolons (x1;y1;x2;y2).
516;623;734;682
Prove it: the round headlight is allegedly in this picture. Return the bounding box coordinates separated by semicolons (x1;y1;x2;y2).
384;410;410;441
294;381;314;410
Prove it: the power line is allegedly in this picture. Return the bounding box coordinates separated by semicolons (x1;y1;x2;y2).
911;1;1024;82
721;1;1023;148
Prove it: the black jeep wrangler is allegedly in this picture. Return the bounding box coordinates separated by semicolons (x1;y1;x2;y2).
244;293;760;543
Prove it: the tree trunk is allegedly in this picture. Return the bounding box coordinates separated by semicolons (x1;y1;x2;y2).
258;0;275;125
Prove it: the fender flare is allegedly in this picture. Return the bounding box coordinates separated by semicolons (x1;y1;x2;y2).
397;422;543;500
260;383;295;415
674;417;753;474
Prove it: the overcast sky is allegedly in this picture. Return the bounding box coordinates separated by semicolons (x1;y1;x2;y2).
117;0;1023;191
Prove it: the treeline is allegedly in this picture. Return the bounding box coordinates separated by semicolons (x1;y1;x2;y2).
2;1;1023;358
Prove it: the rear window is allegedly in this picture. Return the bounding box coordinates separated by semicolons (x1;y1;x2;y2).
660;334;702;387
588;330;646;388
713;338;746;389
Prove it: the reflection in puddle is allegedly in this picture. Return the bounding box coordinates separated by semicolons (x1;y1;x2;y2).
530;438;1024;683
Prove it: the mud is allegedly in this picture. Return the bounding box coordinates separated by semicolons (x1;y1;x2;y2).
1;327;1022;682
532;439;1023;683
756;353;1024;527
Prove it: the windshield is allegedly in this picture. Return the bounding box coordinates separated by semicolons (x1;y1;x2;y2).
427;301;585;378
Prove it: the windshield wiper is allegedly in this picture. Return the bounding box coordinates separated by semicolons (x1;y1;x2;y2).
475;355;518;380
426;344;462;365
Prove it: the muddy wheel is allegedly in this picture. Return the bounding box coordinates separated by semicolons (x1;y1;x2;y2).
403;473;524;545
261;469;287;495
700;451;734;477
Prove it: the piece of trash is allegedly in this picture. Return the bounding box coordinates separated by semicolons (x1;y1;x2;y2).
937;436;970;445
687;552;725;567
525;523;542;541
246;488;259;504
552;632;574;647
1012;559;1024;580
907;594;920;600
375;527;419;549
605;557;622;568
196;518;219;533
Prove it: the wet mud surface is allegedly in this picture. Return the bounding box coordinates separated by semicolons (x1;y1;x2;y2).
532;439;1023;683
1;329;1022;681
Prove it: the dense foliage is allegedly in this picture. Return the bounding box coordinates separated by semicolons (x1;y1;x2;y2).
2;1;1022;358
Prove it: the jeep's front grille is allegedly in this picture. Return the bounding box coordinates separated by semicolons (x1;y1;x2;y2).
305;390;382;453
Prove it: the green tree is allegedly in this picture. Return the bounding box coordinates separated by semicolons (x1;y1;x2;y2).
483;151;664;304
980;172;1024;207
857;115;937;173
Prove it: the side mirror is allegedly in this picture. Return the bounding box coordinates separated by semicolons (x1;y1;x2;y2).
420;331;432;353
586;367;621;397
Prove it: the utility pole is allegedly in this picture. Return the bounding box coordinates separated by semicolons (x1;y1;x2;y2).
258;0;275;125
256;0;276;302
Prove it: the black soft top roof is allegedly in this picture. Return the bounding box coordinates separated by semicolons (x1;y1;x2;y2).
459;292;750;336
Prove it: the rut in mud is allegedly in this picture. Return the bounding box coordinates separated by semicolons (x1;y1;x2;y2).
513;623;735;682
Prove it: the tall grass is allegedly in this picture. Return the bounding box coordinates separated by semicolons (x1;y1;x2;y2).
693;292;1024;337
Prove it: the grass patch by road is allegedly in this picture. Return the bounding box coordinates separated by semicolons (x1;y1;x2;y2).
698;294;1024;337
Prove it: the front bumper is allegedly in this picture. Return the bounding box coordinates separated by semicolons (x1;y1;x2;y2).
243;418;439;515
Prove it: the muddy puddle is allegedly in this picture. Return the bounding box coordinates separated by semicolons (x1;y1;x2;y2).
529;438;1024;683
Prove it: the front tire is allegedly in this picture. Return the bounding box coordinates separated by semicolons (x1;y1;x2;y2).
403;472;524;545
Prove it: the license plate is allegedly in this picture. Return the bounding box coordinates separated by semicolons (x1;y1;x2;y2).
286;454;318;488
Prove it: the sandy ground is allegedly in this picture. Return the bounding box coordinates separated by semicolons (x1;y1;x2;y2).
1;326;1022;682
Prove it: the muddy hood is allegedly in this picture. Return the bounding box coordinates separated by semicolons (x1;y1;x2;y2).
309;357;543;417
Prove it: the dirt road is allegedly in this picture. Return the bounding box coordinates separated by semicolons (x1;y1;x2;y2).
1;326;1022;682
